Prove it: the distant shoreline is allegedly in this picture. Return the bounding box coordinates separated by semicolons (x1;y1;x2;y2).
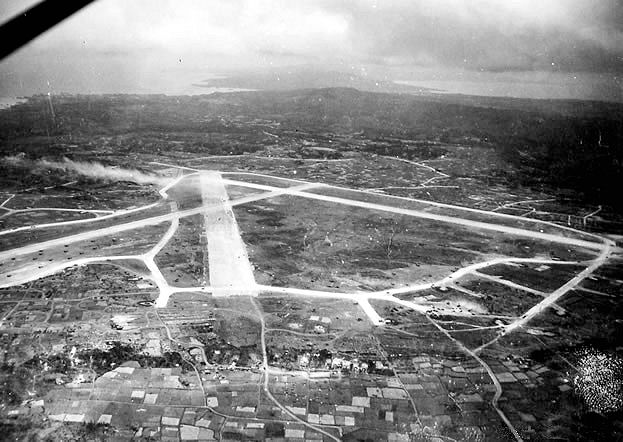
190;85;257;93
395;79;623;103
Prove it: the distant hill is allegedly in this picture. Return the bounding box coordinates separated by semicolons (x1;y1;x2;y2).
196;68;623;118
194;67;434;95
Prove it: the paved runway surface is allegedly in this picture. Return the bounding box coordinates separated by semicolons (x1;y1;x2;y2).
201;171;257;296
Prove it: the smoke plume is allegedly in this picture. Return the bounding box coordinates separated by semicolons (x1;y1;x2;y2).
4;155;169;186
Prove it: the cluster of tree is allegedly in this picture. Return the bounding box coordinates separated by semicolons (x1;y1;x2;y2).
78;342;185;375
195;332;259;367
0;364;32;406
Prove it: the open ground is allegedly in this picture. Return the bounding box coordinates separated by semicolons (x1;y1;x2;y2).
0;161;616;441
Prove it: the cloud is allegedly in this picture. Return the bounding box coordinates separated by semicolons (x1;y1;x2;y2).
10;0;618;71
329;0;623;72
0;0;621;96
12;0;350;60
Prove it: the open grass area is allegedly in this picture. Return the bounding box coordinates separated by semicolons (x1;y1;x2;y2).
455;278;544;317
235;193;595;293
478;262;586;292
155;215;205;287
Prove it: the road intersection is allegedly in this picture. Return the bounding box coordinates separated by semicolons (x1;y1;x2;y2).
0;164;615;442
0;166;613;333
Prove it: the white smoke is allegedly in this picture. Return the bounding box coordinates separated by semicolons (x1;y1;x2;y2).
4;155;169;186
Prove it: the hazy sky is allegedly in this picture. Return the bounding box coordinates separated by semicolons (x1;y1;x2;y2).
0;0;621;100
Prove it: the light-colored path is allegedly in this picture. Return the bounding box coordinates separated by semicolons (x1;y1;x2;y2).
146;202;179;308
0;173;188;237
219;176;604;250
380;155;449;178
257;285;396;323
0;182;320;264
471;270;548;297
477;240;614;350
2;164;616;442
272;188;605;250
250;297;341;441
201;171;257;296
0;202;162;237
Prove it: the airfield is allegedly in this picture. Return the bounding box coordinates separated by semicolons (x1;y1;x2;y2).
0;158;618;441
